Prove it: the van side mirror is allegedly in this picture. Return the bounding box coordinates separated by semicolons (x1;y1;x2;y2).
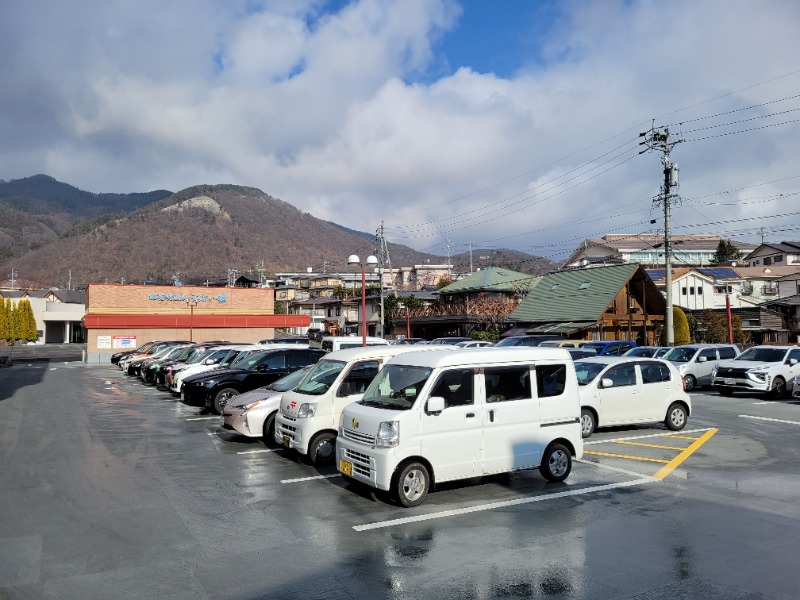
698;356;707;363
427;396;445;413
790;358;798;366
600;378;614;389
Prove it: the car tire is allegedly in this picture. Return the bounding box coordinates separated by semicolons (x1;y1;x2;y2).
308;432;336;465
769;377;786;400
665;403;688;431
683;375;696;392
213;388;238;415
393;461;430;508
580;408;596;439
262;412;277;447
717;388;734;397
540;443;572;483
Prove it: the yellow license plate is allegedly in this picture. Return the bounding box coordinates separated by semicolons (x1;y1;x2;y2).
339;459;353;477
282;436;290;448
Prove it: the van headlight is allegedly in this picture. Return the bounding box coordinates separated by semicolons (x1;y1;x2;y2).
298;403;317;418
375;421;400;448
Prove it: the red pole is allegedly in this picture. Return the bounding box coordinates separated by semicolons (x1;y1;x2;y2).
726;291;733;344
361;267;367;347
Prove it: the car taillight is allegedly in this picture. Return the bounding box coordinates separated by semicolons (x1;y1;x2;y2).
681;376;686;392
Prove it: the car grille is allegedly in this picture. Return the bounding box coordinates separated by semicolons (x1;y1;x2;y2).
716;366;750;378
276;421;297;442
342;447;372;478
342;428;376;446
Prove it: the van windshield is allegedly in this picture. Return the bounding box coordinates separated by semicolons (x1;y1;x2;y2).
664;347;696;363
573;361;607;386
295;359;346;395
359;365;433;410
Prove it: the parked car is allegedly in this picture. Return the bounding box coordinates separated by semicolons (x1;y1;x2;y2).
623;346;671;359
318;336;389;352
181;347;325;413
110;340;162;365
162;344;233;391
791;374;800;399
139;344;196;384
259;337;308;345
574;357;691;438
539;340;585;348
580;341;637;356
119;340;189;374
336;347;583;507
168;344;262;395
221;365;313;441
494;335;563;347
712;345;800;398
663;344;740;391
455;340;495;349
429;337;473;345
393;337;425;345
566;348;598;360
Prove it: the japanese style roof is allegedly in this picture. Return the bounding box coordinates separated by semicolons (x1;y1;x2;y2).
508;263;663;323
437;267;539;294
646;267;741;283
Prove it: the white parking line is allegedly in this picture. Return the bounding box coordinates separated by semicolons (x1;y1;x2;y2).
353;478;657;532
739;414;800;426
186;416;220;421
576;458;657;480
583;427;714;446
237;448;280;455
281;474;341;484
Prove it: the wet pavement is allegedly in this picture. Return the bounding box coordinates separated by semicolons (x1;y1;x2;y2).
1;363;799;599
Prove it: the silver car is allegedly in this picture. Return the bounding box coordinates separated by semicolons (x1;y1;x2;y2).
221;365;312;441
663;344;740;392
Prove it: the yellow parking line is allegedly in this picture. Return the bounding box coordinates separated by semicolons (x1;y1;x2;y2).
614;440;688;451
652;428;718;480
664;435;701;440
583;451;669;464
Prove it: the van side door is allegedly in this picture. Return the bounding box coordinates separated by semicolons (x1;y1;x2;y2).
419;368;482;482
333;360;381;418
695;348;718;385
481;365;540;473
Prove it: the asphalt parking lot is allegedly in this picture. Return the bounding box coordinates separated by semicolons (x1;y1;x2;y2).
1;362;800;599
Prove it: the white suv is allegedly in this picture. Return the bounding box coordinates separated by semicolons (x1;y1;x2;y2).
712;346;800;398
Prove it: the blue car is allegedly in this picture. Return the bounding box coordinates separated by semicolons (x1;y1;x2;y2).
580;341;637;356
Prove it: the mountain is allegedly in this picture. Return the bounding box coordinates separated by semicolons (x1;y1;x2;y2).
0;174;172;262
0;177;557;288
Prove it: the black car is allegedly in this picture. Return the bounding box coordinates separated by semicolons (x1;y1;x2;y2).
494;335;563;347
141;344;199;385
180;348;325;413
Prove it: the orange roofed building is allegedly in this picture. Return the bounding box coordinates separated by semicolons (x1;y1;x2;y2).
84;283;308;363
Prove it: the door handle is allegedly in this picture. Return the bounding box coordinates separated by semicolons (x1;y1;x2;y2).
489;410;495;423
466;412;475;418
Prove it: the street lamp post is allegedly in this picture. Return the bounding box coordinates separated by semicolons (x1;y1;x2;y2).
185;299;199;342
348;254;378;346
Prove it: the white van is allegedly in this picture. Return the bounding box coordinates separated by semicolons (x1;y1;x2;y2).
662;344;739;391
275;345;447;465
311;336;390;352
336;347;583;507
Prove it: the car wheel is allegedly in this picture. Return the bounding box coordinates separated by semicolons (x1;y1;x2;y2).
683;375;696;392
308;432;336;465
580;408;596;439
213;388;238;415
262;412;277;447
769;377;786;400
540;443;572;483
394;461;430;508
717;388;734;397
665;403;687;431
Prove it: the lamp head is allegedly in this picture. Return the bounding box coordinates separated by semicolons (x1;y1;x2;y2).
347;254;360;266
366;255;378;267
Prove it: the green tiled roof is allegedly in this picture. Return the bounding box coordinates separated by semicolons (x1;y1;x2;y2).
438;267;540;294
508;263;641;323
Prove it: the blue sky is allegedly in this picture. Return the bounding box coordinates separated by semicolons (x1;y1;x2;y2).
1;0;799;264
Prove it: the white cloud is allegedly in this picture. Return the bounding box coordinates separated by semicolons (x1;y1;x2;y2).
1;0;799;261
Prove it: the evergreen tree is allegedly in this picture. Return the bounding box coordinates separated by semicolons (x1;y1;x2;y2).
19;299;38;342
672;307;691;345
8;299;19;343
1;299;10;342
712;239;740;265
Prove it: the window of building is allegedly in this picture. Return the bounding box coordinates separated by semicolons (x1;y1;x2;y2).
764;256;772;266
697;287;703;295
689;287;695;295
774;255;783;263
579;282;591;290
681;287;687;295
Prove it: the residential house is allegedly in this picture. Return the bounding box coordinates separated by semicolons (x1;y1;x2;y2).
562;235;754;269
742;241;800;268
646;267;757;311
506;264;665;344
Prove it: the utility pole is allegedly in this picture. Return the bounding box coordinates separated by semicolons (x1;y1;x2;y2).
10;267;17;290
640;125;682;345
469;242;474;273
375;221;396;337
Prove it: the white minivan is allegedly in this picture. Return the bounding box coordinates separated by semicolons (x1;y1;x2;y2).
274;345;447;465
336;347;583;507
311;336;390;352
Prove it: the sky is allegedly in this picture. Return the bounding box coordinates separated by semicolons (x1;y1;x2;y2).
2;0;799;265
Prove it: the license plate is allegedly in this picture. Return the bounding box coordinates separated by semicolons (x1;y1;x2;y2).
282;435;290;448
724;378;735;385
339;459;353;477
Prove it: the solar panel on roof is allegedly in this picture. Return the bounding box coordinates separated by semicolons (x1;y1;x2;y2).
698;268;739;279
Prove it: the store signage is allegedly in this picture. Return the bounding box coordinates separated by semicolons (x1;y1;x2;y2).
97;336;112;349
113;336;137;349
148;293;227;303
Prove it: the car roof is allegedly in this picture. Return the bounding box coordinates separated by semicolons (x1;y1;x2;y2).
387;347;572;368
575;356;664;365
320;345;451;362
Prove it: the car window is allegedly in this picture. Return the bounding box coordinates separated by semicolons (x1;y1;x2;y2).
261;354;286;370
287;350;322;368
338;361;380;397
787;349;800;363
699;348;717;360
640;362;671;384
604;364;637;387
664;347;695;362
484;366;531;403
618;344;634;354
431;369;474;407
718;347;737;359
536;364;567;397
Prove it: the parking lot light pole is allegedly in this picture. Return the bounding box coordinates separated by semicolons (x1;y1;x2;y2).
185;299;199;342
348;254;378;346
